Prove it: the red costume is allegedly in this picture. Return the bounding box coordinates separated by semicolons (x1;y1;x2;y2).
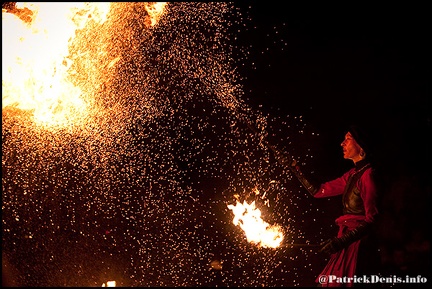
312;159;379;287
282;125;382;287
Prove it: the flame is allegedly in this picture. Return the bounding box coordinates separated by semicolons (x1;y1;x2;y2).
144;2;167;26
227;200;284;248
2;2;168;130
2;2;111;128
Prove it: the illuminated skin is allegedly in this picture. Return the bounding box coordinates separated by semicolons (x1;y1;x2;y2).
341;132;365;164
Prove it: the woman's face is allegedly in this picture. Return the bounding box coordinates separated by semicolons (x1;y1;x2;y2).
341;132;363;162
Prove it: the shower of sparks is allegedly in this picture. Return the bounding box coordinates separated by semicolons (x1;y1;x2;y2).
228;200;284;248
2;2;320;287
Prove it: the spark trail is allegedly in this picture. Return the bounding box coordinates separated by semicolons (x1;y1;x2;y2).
2;2;319;287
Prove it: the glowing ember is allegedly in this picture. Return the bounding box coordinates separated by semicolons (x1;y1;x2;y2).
227;200;284;248
102;280;116;287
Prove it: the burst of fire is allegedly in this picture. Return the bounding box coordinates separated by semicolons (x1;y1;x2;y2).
2;2;167;129
227;200;284;248
2;2;111;128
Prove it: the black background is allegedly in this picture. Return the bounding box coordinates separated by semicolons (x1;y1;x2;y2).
232;0;431;283
234;2;430;189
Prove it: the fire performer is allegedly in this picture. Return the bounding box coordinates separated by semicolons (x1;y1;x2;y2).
278;125;381;287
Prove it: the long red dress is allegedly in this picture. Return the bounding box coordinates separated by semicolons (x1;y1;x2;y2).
313;161;379;287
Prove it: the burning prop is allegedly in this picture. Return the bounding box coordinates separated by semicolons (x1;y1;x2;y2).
227;199;284;248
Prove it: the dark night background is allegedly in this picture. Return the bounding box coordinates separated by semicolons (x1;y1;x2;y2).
2;2;430;287
232;0;431;284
